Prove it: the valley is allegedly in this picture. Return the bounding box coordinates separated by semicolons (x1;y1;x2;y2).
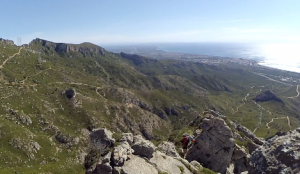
0;38;299;173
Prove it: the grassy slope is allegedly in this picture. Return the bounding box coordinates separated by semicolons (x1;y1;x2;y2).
0;40;299;173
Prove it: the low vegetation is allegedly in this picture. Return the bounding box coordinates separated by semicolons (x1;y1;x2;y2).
0;39;299;173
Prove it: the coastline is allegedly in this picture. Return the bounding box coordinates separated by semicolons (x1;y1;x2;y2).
157;47;300;74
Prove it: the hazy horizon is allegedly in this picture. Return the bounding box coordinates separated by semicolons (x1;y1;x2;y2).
1;1;300;45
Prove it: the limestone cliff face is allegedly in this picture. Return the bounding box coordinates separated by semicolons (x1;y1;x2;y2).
0;38;14;45
186;115;236;174
249;128;300;174
29;38;105;56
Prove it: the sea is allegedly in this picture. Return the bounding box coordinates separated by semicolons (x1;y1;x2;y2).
156;43;300;73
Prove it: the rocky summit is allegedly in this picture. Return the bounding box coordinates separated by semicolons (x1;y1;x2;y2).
83;111;300;174
85;128;204;174
249;129;300;174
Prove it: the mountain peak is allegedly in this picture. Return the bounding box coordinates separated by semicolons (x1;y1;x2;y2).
29;38;105;57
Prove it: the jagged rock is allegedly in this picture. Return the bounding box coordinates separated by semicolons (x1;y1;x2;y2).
120;133;134;145
232;145;247;160
90;128;115;155
232;145;249;174
9;138;41;159
10;110;32;125
203;109;227;120
235;123;265;145
18;113;32;125
253;90;283;103
131;135;155;159
186;116;235;174
150;151;193;174
158;141;179;157
247;141;260;154
0;38;14;45
121;155;158;174
233;132;244;141
249;129;300;174
112;142;134;166
65;88;76;99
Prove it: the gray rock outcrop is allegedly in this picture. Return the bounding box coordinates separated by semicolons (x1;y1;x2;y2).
235;123;265;145
85;129;205;174
232;145;249;174
158;141;179;157
112;142;134;166
90;128;115;155
186;116;236;174
150;151;193;174
131;135;155;159
30;38;105;57
120;155;158;174
0;38;14;45
249;129;300;174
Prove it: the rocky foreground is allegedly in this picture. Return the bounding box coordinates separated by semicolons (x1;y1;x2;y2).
84;110;300;174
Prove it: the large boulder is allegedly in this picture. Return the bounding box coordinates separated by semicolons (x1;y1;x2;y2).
232;145;249;174
89;128;115;155
112;142;134;166
131;135;155;159
121;155;158;174
158;141;180;157
249;129;300;174
235;123;265;145
186;116;236;174
150;151;193;174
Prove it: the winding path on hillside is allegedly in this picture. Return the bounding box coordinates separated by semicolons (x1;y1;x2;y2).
231;86;264;114
0;47;22;69
287;85;299;99
266;116;291;129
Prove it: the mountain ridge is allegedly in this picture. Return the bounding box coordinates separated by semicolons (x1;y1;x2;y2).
0;37;299;173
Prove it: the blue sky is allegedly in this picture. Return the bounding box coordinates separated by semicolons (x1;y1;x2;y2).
1;0;300;44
